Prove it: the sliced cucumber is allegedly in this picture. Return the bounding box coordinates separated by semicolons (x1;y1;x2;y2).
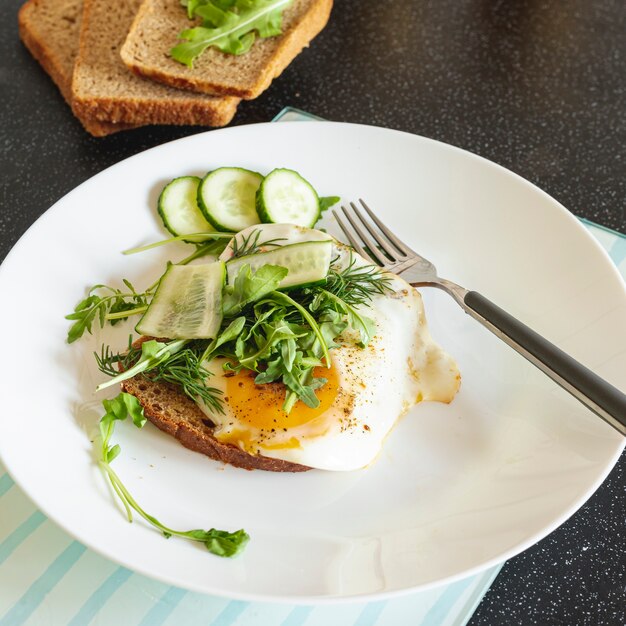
256;168;320;228
136;262;225;339
226;240;332;289
158;176;216;242
197;167;263;232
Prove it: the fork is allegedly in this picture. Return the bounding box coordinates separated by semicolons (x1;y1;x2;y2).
333;200;626;436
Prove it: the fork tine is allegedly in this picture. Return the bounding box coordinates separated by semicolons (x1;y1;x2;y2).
348;202;399;260
358;199;412;257
340;205;390;266
332;210;379;265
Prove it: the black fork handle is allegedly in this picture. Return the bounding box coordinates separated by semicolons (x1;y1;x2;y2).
463;291;626;435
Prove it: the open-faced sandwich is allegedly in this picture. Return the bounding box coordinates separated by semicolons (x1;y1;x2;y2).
67;166;460;555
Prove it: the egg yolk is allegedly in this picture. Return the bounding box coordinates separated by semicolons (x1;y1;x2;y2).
223;363;340;433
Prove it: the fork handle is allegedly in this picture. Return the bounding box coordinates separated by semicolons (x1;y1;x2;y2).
463;291;626;436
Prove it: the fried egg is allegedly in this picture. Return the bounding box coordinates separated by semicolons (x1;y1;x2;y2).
198;224;460;471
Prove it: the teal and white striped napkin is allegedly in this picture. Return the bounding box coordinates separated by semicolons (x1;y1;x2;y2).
1;108;624;626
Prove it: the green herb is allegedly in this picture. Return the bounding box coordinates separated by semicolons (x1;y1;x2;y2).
65;280;153;343
222;263;288;316
98;393;248;556
196;258;391;411
319;196;340;214
172;0;293;67
325;256;393;307
267;290;331;367
123;232;231;255
88;251;392;418
229;228;287;259
67;235;231;343
96;339;224;415
313;289;376;345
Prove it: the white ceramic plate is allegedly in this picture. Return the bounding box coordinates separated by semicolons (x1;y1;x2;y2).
0;122;624;603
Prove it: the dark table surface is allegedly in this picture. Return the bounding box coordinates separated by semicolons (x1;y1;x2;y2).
1;0;625;624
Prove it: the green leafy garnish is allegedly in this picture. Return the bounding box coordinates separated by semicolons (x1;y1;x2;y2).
87;254;393;415
96;339;224;415
319;196;340;214
123;232;231;255
199;259;390;411
222;263;288;316
66;234;232;342
65;281;153;343
98;393;248;556
229;228;287;259
171;0;293;67
325;255;393;307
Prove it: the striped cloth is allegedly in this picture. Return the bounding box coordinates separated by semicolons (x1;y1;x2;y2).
1;109;625;626
0;472;499;626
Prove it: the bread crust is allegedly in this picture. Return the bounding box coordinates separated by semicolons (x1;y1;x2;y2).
72;93;239;126
71;0;240;127
120;0;333;99
18;0;136;137
120;339;311;473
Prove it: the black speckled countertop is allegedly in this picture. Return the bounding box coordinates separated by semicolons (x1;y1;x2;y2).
1;0;625;623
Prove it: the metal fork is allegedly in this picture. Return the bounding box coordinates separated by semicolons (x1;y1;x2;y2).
333;200;626;436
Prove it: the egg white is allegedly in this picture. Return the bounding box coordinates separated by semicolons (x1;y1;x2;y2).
198;224;460;471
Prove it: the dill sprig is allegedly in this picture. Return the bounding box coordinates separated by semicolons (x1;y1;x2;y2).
96;339;224;415
145;347;224;414
323;256;394;307
230;229;287;259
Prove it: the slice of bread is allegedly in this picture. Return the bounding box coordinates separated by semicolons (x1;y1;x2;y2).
120;0;333;99
18;0;135;137
72;0;240;126
120;339;310;472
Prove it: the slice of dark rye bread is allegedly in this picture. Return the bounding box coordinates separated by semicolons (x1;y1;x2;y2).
120;339;310;472
17;0;136;137
120;0;333;99
72;0;240;126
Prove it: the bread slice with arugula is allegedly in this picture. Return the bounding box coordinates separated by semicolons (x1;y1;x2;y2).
72;0;240;126
18;0;136;137
120;0;333;99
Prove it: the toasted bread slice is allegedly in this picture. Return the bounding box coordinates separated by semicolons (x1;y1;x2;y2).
120;0;333;99
72;0;240;126
18;0;135;137
120;339;310;472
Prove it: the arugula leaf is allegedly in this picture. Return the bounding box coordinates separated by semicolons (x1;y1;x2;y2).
98;393;248;556
315;289;376;345
200;316;246;362
202;528;250;557
171;0;292;67
267;291;331;367
319;196;340;213
65;281;152;343
96;340;223;414
237;320;301;369
222;264;288;317
95;339;188;392
281;337;296;372
253;356;283;384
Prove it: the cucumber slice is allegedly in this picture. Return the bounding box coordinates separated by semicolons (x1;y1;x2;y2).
226;240;332;289
158;176;216;242
197;167;263;232
256;168;320;227
136;262;225;339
